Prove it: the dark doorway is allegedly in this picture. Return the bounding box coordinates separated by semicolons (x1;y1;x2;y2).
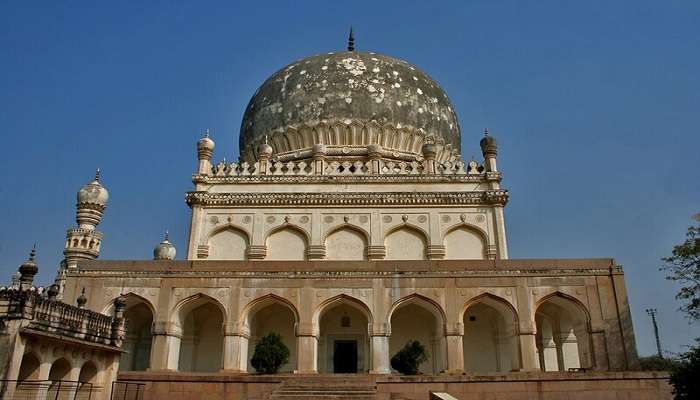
333;340;358;373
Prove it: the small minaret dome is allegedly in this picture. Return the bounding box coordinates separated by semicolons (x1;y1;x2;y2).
197;129;215;155
479;128;498;157
154;231;177;260
77;169;109;207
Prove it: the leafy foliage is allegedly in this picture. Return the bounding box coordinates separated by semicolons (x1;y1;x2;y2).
250;332;290;374
638;355;680;371
391;340;428;375
669;339;700;400
661;225;700;321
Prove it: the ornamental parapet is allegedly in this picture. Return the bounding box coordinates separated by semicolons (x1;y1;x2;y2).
0;288;123;349
185;190;509;207
193;157;493;181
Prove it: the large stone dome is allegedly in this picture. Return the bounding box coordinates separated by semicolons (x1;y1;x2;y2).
239;51;461;162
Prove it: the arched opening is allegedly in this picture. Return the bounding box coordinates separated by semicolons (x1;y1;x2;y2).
208;227;249;260
17;353;40;382
266;227;307;260
77;361;99;396
444;226;486;259
177;297;225;372
120;298;154;371
535;294;592;371
316;296;371;373
463;296;520;372
47;358;72;398
389;296;445;374
325;227;367;260
245;297;298;373
385;226;427;260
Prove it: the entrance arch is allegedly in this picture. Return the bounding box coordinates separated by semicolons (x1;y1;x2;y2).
462;294;520;372
535;293;592;371
17;353;40;382
119;295;154;371
315;295;372;373
243;295;299;373
175;295;225;372
388;295;446;374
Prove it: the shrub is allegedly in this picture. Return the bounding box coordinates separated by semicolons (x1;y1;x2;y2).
391;340;428;375
250;332;290;374
670;339;700;400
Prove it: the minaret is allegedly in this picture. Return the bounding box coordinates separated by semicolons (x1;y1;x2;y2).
479;128;498;173
18;245;39;291
63;169;109;269
154;230;177;260
197;129;215;175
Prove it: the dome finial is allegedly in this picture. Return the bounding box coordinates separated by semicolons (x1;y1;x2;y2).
347;26;355;51
94;168;101;182
164;230;169;241
204;128;210;138
29;243;36;261
484;128;489;136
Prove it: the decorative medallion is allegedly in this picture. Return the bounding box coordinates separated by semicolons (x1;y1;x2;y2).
227;216;233;223
243;216;252;224
402;214;409;223
417;215;427;223
460;214;466;222
299;216;309;224
324;216;334;223
209;216;220;224
342;147;350;154
442;215;451;223
284;215;291;223
266;216;276;223
359;215;368;223
382;215;392;223
475;215;486;223
343;215;350;223
505;289;512;296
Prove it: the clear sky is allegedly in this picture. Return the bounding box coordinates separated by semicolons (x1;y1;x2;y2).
1;1;698;357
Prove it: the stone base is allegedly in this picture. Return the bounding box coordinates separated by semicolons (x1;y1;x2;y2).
117;371;672;400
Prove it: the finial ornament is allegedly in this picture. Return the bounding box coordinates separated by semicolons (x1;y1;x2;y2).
164;230;169;241
347;27;355;51
29;243;36;261
264;135;268;145
95;168;101;182
484;128;489;136
204;128;210;138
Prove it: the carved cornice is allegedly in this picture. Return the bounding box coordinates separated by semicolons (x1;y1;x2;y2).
193;173;501;185
185;190;509;207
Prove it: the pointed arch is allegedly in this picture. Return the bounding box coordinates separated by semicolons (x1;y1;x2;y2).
462;293;521;372
102;292;156;316
388;293;447;374
534;291;593;371
324;224;369;261
112;294;155;372
388;293;446;326
240;293;300;328
171;292;227;326
265;223;310;261
443;223;487;260
207;224;250;260
17;352;41;382
461;292;519;328
313;294;373;326
384;224;429;260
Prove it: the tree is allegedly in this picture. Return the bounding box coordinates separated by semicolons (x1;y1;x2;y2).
390;340;428;375
661;225;700;321
250;332;290;374
669;339;700;400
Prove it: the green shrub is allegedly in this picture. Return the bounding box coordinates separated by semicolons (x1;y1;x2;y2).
391;340;428;375
250;332;290;374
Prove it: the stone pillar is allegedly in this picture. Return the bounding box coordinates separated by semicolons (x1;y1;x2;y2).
367;144;382;175
150;330;180;371
296;335;318;373
445;334;464;373
223;334;249;372
370;335;390;374
422;143;437;174
518;332;540;371
312;144;327;175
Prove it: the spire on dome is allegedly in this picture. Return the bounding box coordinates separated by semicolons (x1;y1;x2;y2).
94;168;101;182
347;27;355;51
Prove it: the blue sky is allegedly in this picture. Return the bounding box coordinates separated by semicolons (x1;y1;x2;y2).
1;1;698;357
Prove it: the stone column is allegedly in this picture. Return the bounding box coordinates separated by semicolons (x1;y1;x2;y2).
150;324;181;371
296;335;318;373
223;334;249;372
445;334;464;373
518;332;540;370
370;335;390;374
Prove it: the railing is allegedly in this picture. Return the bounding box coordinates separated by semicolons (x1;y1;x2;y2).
110;382;145;400
0;380;95;400
207;158;485;178
0;289;119;346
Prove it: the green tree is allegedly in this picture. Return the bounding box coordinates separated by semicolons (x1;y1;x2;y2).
390;340;428;375
250;332;290;374
661;224;700;321
669;339;700;400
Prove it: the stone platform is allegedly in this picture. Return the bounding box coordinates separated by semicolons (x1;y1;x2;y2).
116;371;672;400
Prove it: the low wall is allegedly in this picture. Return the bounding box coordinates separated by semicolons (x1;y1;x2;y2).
117;371;672;400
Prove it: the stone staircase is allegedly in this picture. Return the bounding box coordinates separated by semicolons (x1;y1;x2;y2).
269;375;377;399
